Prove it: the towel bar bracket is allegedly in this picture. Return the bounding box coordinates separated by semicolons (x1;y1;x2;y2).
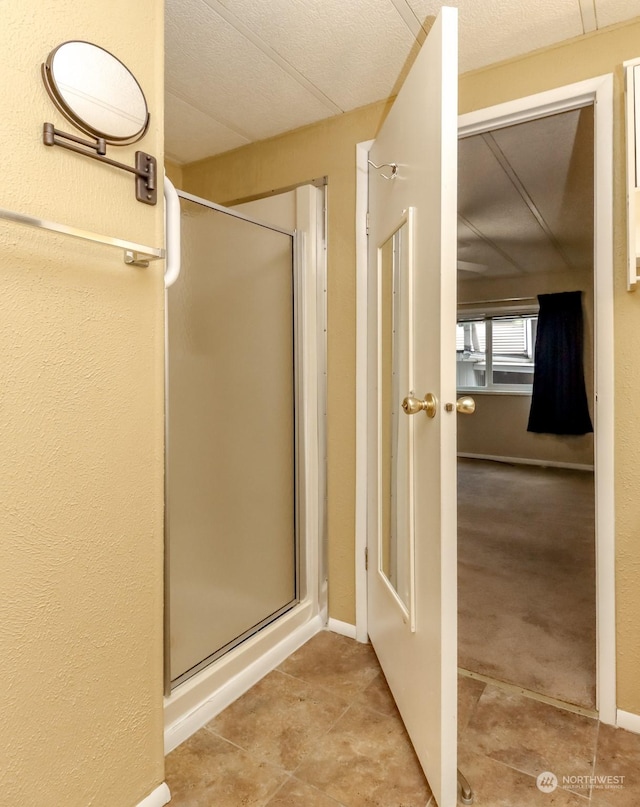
124;249;157;268
43;123;157;206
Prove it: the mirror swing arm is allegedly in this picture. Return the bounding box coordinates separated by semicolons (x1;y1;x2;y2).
42;122;157;205
0;40;165;268
41;40;157;205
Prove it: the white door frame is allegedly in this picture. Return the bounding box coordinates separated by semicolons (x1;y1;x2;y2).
356;73;616;725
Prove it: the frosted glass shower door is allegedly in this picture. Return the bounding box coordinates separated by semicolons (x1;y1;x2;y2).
167;194;298;686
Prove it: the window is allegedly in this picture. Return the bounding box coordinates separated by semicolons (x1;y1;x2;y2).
456;314;538;393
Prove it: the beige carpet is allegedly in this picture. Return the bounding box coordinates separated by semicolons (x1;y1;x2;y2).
458;457;596;709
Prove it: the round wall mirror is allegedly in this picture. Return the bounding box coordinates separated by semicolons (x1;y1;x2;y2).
42;41;149;144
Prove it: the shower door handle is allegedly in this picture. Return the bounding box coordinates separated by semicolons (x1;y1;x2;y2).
164;173;182;288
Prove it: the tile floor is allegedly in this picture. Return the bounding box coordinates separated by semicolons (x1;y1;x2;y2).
165;631;640;806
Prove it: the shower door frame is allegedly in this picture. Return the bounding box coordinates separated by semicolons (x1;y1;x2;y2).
164;187;323;696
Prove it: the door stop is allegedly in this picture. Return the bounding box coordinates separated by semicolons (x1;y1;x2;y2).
457;768;474;804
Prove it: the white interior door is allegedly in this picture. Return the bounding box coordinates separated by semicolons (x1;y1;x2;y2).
366;8;458;807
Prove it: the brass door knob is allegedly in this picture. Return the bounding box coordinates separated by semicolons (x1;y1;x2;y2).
401;392;437;418
445;396;476;414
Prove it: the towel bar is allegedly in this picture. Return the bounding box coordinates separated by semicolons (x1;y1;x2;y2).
0;206;165;268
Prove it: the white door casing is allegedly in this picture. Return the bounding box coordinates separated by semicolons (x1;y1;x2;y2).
366;8;459;807
458;75;616;726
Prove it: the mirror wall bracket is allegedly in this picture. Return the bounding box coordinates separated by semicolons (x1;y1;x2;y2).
43;122;157;205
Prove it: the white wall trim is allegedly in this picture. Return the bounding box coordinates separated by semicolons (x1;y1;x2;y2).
458;76;609;138
355;140;374;644
136;783;171;807
592;74;617;727
294;184;326;619
327;618;358;639
164;613;322;754
458;452;594;472
460;73;616;725
616;709;640;735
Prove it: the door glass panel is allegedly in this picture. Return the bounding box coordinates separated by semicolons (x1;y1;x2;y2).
379;220;412;616
167;197;297;686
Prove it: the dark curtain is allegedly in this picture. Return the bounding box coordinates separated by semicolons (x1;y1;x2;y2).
527;291;593;435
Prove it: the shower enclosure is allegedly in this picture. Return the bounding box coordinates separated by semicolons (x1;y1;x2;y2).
166;190;303;690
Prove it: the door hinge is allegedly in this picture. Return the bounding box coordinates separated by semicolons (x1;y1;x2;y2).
365;546;369;570
366;211;370;236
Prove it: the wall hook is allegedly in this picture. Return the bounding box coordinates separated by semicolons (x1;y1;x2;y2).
368;160;398;180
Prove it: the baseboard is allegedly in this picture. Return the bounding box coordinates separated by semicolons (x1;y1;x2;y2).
327;618;357;639
164;613;322;754
457;452;594;472
136;783;171;807
617;709;640;735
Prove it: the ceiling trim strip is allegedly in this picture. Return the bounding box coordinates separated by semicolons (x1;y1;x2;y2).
458;213;525;274
578;0;598;34
200;0;344;115
165;86;254;142
388;0;427;43
482;131;576;270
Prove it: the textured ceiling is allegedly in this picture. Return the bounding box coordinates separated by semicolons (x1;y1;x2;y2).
165;0;640;165
458;107;594;279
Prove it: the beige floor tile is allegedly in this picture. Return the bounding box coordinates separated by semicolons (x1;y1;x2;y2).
590;723;640;806
465;685;598;782
266;777;346;806
293;702;432;807
458;747;589;806
277;631;380;701
353;670;398;717
165;728;288;807
458;675;487;737
206;669;348;771
165;633;615;807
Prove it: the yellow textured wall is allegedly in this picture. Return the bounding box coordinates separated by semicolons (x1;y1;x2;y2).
182;102;391;624
165;158;184;188
181;17;640;714
0;2;166;805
